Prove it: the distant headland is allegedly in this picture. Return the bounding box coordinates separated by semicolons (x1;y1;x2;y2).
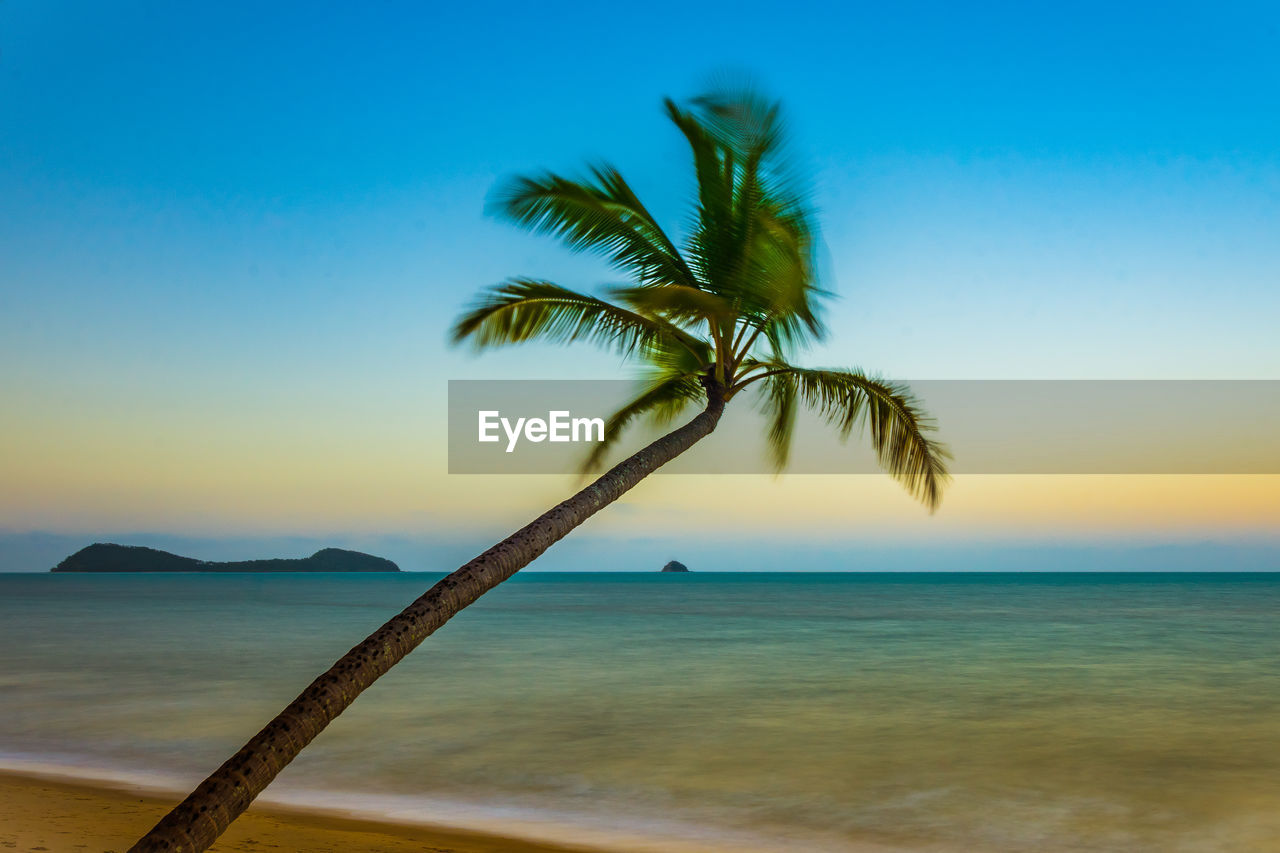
50;543;401;573
661;560;690;573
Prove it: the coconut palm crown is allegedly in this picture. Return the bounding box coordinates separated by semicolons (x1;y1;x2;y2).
454;89;950;507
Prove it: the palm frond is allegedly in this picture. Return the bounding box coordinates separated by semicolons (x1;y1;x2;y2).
761;371;797;471
690;86;786;165
489;166;695;288
741;365;951;510
451;278;707;361
741;200;827;347
667;90;827;362
611;283;736;329
663;99;735;293
580;373;705;473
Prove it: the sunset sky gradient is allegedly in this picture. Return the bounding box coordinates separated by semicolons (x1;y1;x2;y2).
2;1;1277;569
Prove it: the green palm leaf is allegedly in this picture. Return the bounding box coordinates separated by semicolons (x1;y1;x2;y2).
490;166;696;288
451;278;707;361
761;370;798;470
741;365;951;509
580;373;705;473
611;283;737;329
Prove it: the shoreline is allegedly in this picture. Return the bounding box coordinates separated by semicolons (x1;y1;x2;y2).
0;758;878;853
0;769;608;853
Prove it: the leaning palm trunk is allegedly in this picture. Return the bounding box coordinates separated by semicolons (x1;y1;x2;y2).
130;396;724;853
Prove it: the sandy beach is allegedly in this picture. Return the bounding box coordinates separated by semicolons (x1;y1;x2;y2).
0;771;601;853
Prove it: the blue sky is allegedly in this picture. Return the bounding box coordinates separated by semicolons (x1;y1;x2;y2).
4;0;1278;384
2;1;1278;568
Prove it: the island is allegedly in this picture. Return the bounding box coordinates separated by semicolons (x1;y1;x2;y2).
660;560;690;573
51;543;400;573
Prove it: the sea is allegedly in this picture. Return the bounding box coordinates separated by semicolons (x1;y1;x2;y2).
1;571;1277;852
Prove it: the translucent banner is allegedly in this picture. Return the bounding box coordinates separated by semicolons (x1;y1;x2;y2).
447;380;1280;474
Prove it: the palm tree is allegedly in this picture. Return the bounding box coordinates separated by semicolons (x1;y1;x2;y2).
130;88;949;852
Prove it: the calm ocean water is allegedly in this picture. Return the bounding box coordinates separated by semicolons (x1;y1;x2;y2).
1;572;1277;852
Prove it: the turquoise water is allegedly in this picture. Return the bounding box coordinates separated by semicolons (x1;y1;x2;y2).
1;572;1278;852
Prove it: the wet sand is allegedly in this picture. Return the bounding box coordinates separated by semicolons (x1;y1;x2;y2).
0;771;603;853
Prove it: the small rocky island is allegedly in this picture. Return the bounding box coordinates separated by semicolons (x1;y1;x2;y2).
660;560;690;573
51;543;400;573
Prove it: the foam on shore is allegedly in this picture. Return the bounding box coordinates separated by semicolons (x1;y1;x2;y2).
0;754;906;853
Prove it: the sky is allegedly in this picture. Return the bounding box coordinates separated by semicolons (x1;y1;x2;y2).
1;1;1278;570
